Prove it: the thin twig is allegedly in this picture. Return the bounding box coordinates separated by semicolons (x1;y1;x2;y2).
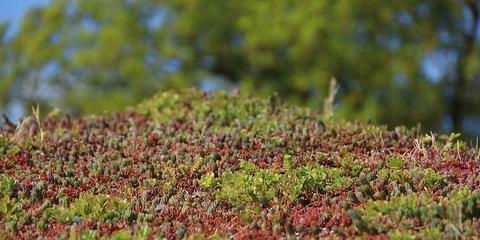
1;113;16;130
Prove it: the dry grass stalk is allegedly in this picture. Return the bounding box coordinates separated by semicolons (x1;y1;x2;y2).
12;104;44;143
32;104;44;141
13;116;33;143
323;77;338;117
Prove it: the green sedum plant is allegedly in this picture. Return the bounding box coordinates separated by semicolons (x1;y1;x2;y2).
0;176;19;198
216;162;282;207
215;159;353;207
44;194;130;224
199;172;217;190
350;188;480;238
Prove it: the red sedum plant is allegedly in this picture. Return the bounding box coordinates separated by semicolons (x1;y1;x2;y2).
0;89;479;239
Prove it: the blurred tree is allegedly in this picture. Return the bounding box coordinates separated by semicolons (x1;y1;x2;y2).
0;22;10;105
451;1;479;133
0;0;479;135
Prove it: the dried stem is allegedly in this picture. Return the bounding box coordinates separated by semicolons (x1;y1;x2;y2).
32;104;44;142
323;77;338;117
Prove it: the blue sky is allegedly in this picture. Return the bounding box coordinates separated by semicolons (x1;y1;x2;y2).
0;0;51;38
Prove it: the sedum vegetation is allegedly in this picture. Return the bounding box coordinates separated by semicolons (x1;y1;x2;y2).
0;89;479;239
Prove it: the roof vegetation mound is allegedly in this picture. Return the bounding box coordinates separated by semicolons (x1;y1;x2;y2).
0;89;479;239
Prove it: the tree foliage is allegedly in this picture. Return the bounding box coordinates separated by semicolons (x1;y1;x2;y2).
0;0;479;135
